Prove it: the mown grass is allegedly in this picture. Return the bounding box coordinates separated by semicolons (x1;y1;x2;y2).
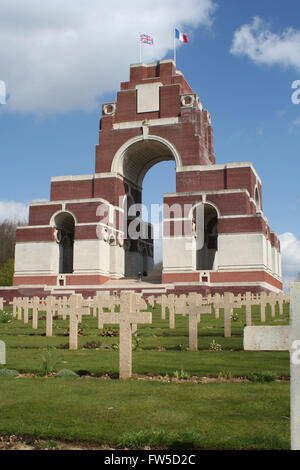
0;301;291;449
0;378;290;450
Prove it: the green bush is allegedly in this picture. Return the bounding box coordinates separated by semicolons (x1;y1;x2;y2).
175;344;187;351
247;371;277;383
0;311;13;323
209;339;222;351
132;333;142;351
40;350;57;376
0;368;19;377
0;258;14;286
173;369;190;380
100;327;118;337
55;369;79;378
218;370;233;380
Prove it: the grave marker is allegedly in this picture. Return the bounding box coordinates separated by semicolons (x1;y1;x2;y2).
244;282;300;450
0;340;6;365
101;293;152;379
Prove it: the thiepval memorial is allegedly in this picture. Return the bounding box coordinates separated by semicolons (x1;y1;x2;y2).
12;59;282;298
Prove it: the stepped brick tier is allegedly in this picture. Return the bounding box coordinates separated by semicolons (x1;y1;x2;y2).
8;59;282;304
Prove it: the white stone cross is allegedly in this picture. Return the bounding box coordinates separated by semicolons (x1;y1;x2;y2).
31;297;41;329
58;295;91;350
0;297;4;311
147;296;155;308
101;293;152;379
244;282;298;450
0;340;6;365
45;296;56;337
223;292;235;337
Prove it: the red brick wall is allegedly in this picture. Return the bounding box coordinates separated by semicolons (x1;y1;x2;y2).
51;179;93;201
29;204;62;225
16;227;54;242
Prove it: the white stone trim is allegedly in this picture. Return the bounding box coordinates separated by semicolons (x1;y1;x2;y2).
219;214;263;220
178;162;262;184
51;174;94;182
110;134;182;185
165;188;250;198
113;117;179;130
188;200;221;219
49;209;78;227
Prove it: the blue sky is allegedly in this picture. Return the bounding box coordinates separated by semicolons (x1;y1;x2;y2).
0;0;300;286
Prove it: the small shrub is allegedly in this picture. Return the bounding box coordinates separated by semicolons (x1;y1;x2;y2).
111;342;119;351
175;344;187;351
55;369;79;378
173;369;190;380
118;430;168;449
0;311;12;323
40;350;57;376
0;368;19;377
231;312;240;322
247;371;277;383
57;343;69;349
209;339;222;351
101;327;118;337
82;340;101;349
132;333;142;351
218;370;233;380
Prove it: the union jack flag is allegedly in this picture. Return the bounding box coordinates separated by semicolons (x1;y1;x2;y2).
140;34;154;45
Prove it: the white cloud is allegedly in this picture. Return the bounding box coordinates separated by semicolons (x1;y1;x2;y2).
292;116;300;127
231;16;300;71
0;201;29;222
279;232;300;290
0;0;215;114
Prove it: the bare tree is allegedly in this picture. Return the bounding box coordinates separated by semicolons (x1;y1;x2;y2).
0;219;27;267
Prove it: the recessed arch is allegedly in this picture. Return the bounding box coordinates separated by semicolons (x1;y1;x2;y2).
191;202;219;271
53;211;75;274
111;135;182;187
50;209;78;228
189;200;221;220
254;185;261;212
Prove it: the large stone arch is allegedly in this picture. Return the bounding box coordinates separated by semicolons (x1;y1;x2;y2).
111;135;182;188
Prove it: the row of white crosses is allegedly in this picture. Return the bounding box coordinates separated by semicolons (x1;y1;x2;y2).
151;291;289;338
11;292;152;380
12;290;289;344
12;296;44;328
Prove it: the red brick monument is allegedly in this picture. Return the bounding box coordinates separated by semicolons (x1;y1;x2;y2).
11;59;282;299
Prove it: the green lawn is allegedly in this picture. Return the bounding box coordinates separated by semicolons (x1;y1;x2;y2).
0;378;290;450
0;302;291;449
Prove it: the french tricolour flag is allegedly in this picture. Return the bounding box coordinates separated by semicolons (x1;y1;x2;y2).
175;28;188;43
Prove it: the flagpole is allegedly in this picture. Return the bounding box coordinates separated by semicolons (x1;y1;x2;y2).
174;29;176;66
139;37;142;63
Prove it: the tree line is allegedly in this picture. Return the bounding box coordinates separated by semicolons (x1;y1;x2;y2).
0;220;26;286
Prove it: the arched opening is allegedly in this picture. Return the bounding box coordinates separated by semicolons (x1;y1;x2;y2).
54;212;75;274
142;160;176;282
116;137;178;281
193;204;218;271
255;187;261;212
